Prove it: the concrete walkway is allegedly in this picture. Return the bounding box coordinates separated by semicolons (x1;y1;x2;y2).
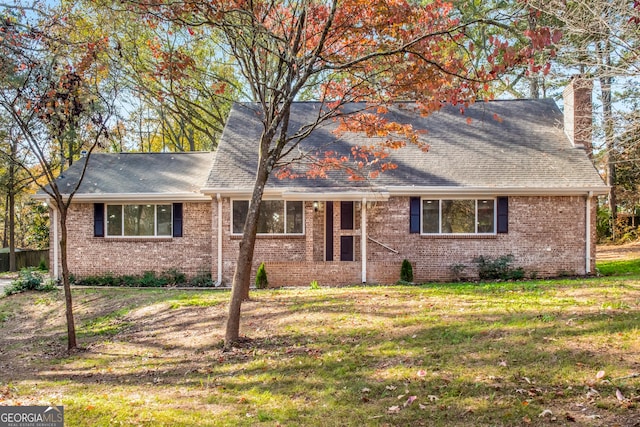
0;278;13;294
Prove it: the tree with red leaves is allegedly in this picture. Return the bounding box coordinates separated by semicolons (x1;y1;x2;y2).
0;3;113;351
134;0;556;348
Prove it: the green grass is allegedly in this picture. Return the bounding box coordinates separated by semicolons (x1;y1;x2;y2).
596;258;640;276
0;278;637;426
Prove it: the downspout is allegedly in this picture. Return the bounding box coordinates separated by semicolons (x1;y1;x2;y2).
361;198;367;283
586;191;593;274
217;194;223;286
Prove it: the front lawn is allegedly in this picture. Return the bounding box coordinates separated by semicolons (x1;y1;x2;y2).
0;278;638;426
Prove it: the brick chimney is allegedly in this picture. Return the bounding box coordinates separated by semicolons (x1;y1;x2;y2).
563;77;593;157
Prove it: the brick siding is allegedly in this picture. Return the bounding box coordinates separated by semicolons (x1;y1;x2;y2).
52;202;212;279
55;194;595;286
214;195;596;286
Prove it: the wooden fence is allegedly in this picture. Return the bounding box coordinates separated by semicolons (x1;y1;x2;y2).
0;249;49;272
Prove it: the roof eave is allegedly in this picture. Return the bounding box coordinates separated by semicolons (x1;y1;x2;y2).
34;192;212;203
201;185;609;199
385;185;610;197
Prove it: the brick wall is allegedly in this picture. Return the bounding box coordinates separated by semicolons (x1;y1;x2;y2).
57;194;595;286
52;202;212;279
215;195;595;286
365;196;595;282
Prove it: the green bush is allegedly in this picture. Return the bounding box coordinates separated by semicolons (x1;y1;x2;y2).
162;268;187;286
310;280;320;290
139;271;168;287
473;254;524;281
400;259;413;282
71;270;216;288
255;262;268;289
4;268;56;296
189;270;214;287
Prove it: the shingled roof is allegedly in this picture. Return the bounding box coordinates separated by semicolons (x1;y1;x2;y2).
204;100;607;197
37;152;213;201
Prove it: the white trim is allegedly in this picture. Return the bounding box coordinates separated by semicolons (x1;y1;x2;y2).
217;194;223;285
229;199;306;236
361;197;367;283
202;188;390;201
386;186;609;197
32;192;211;202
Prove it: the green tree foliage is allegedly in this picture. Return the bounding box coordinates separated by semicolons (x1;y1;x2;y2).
69;0;239;152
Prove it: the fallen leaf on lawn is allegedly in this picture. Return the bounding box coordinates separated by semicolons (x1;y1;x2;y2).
404;396;417;407
417;369;427;377
522;416;531;423
419;403;427;410
616;389;626;401
586;388;600;399
596;370;606;380
499;360;508;367
397;394;405;400
538;409;553;418
387;405;401;414
385;385;397;391
523;377;532;384
427;395;439;402
361;388;371;393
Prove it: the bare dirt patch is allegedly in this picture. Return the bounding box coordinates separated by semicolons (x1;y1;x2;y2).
597;241;640;260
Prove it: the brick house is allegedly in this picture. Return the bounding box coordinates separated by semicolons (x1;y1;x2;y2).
37;79;608;286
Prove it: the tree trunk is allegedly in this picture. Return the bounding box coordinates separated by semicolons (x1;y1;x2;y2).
224;155;272;348
8;140;16;271
600;76;615;239
2;194;8;248
8;191;15;272
58;208;77;350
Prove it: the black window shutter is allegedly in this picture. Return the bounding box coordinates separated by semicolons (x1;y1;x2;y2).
94;203;104;237
497;197;508;234
410;197;420;233
173;203;183;237
340;201;354;230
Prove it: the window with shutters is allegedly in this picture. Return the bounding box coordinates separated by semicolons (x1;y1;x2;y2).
105;204;173;237
420;199;497;235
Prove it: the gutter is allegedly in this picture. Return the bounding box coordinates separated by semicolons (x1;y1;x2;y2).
32;192;212;202
201;185;609;199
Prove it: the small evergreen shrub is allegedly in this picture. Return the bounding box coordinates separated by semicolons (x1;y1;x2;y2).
255;262;269;289
400;259;414;283
473;254;524;280
190;270;214;287
162;268;187;286
139;271;168;287
310;280;320;290
37;259;48;271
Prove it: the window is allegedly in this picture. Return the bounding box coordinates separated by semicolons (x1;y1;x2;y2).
421;199;495;234
232;200;304;235
106;204;173;237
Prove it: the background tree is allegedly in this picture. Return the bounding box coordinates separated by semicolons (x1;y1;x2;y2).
0;2;113;350
528;0;640;239
68;0;239;152
138;0;557;348
0;120;39;270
